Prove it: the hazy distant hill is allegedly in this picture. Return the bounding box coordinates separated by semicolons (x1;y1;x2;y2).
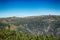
0;15;60;36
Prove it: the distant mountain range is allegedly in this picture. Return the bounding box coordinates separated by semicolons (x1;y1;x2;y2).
0;15;60;36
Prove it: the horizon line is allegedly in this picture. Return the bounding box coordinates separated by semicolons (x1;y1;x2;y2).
0;14;60;18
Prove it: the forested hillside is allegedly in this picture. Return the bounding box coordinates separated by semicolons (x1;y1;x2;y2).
0;15;60;37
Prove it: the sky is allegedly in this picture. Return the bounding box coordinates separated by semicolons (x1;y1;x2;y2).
0;0;60;17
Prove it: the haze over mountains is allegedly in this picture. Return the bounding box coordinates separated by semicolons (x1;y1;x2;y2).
0;15;60;36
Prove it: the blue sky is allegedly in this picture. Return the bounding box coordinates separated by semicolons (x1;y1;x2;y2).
0;0;60;17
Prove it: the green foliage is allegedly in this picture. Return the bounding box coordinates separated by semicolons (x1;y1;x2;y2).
0;29;60;40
